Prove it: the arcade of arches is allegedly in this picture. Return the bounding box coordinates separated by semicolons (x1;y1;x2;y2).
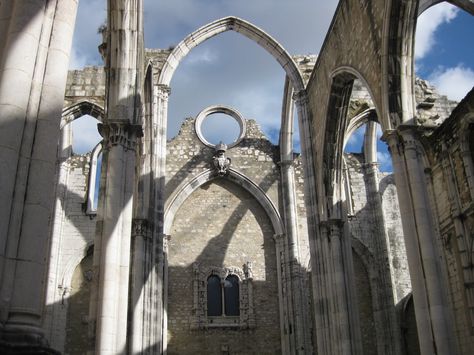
0;1;473;354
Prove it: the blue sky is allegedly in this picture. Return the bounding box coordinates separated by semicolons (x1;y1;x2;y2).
70;1;473;173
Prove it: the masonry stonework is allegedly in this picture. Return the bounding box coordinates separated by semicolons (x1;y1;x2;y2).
1;1;474;354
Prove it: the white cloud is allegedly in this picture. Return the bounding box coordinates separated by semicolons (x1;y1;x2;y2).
345;125;365;152
69;47;89;69
69;0;105;69
415;3;458;59
429;64;474;101
186;48;218;65
377;151;392;172
71;1;339;149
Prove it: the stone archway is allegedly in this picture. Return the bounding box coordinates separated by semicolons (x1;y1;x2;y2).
164;168;284;236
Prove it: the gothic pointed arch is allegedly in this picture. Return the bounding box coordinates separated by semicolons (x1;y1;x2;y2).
163;168;284;236
158;16;305;92
383;0;474;129
61;100;104;129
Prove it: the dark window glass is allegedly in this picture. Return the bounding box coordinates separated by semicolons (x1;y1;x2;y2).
207;275;222;316
224;275;240;316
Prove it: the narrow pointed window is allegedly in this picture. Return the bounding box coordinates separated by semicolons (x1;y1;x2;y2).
207;275;222;316
224;275;240;316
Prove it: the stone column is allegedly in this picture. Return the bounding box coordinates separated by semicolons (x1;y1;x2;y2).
161;234;170;355
385;128;457;355
324;219;362;355
280;79;312;354
153;84;170;354
43;123;73;349
273;233;290;355
294;89;362;355
361;121;402;355
94;123;141;354
130;219;149;354
92;1;143;353
0;0;78;351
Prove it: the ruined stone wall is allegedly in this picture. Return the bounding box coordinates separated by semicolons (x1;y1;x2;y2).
379;173;412;302
168;179;280;354
47;154;97;352
165;118;284;353
307;0;386;177
423;90;474;354
345;153;411;303
352;250;377;355
414;78;458;127
64;250;94;355
64;66;105;108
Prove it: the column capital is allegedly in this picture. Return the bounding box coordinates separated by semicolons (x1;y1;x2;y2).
157;84;171;95
98;122;143;151
292;89;309;105
160;234;171;252
131;218;152;238
273;233;286;243
320;218;345;231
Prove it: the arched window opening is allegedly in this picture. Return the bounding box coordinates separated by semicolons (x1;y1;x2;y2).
86;143;103;214
415;3;473;117
166;31;284;146
201;113;241;146
70;114;102;154
224;275;240;316
194;264;252;328
206;273;240;317
207;275;222;317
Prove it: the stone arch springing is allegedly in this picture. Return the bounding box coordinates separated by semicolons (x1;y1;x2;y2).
59;100;105;156
61;243;94;296
343;108;378;149
322;71;355;218
323;67;383;217
61;100;104;129
163;168;284;236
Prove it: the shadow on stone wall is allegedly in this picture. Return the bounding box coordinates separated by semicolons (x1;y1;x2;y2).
45;134;316;354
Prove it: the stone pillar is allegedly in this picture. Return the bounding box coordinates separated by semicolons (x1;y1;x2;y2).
153;84;170;354
0;0;78;351
280;160;312;354
280;79;312;354
43;123;73;349
294;89;362;355
130;219;149;354
324;219;362;355
94;123;141;354
161;234;170;355
385;128;457;355
91;1;143;353
361;122;403;355
273;233;291;355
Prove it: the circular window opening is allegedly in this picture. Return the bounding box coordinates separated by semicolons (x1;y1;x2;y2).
201;113;241;146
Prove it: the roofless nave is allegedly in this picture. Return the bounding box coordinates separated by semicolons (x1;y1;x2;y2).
0;1;473;354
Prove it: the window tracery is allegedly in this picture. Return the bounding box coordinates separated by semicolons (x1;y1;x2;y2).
192;262;255;329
